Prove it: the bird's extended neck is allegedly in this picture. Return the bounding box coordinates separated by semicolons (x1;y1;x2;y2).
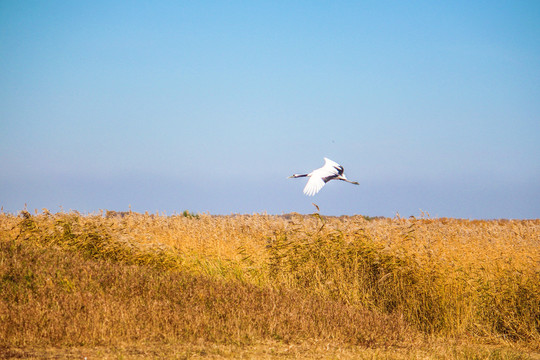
288;173;309;178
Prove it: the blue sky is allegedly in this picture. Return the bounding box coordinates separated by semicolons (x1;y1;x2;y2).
1;1;539;218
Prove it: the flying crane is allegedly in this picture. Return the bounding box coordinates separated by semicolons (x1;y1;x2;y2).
288;157;359;196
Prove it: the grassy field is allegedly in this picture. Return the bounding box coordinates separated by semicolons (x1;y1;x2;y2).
1;209;539;359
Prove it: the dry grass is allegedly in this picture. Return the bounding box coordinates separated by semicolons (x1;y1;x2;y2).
0;237;407;347
1;209;539;358
3;342;538;360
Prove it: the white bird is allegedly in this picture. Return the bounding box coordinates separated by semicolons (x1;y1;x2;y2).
288;157;359;196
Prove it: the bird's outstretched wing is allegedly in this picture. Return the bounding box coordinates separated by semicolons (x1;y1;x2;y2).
303;176;325;196
323;158;344;176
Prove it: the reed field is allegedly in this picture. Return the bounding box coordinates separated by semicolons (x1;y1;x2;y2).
0;209;539;359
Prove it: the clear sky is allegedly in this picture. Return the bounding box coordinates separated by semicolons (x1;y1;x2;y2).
1;1;539;218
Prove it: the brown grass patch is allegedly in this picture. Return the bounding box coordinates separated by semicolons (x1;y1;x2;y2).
0;237;409;348
1;210;539;357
